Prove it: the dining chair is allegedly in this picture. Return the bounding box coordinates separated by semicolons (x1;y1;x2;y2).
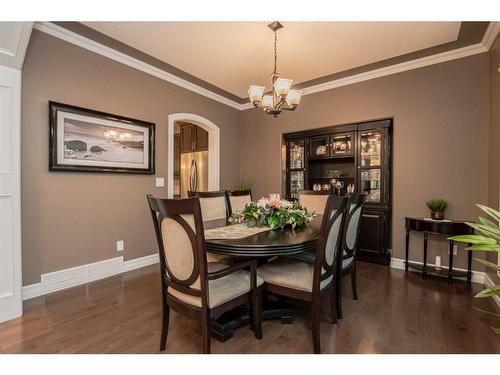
146;195;263;353
298;190;332;216
188;190;233;264
257;195;348;354
226;189;253;215
336;193;366;319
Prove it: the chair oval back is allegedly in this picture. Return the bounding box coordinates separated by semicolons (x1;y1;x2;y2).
313;195;348;294
343;193;366;260
188;190;228;221
298;190;331;216
227;189;252;215
147;195;208;303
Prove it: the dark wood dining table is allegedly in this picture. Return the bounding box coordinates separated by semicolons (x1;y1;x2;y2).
203;217;322;342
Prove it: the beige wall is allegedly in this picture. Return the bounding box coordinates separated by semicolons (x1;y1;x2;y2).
240;54;489;271
21;31;244;285
487;35;500;281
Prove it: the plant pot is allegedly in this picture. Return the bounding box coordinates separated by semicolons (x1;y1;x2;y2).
431;211;444;220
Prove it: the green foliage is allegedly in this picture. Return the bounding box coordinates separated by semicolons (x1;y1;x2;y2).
230;198;315;229
234;179;252;191
426;198;449;212
448;204;500;334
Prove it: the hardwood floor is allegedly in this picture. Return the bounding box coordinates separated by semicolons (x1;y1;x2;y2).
0;262;498;354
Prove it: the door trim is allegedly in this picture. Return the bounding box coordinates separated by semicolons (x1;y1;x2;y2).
167;113;220;197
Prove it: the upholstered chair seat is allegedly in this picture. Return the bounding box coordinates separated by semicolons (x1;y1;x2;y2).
169;262;264;308
258;259;333;293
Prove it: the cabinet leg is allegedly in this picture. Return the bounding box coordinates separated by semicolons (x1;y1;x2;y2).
467;243;472;284
405;228;410;272
448;240;454;282
422;232;428;279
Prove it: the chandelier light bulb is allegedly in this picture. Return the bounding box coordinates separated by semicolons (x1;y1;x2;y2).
274;78;293;96
248;85;265;102
285;89;303;106
262;95;274;108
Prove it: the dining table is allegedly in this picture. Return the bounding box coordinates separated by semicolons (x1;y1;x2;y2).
203;217;322;342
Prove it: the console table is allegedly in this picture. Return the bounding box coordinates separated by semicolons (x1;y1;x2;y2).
405;217;474;283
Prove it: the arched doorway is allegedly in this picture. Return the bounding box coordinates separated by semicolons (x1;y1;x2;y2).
167;113;220;198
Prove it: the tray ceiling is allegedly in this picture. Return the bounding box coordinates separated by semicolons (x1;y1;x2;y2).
82;22;461;98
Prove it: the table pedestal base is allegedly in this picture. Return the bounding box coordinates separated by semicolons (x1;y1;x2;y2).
211;301;293;342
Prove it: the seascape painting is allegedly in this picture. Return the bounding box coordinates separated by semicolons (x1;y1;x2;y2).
63;119;145;164
49;102;155;173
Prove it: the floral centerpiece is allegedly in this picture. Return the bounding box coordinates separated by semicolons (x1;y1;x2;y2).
230;196;316;229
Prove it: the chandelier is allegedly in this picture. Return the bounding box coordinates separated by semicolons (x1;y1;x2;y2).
248;21;303;117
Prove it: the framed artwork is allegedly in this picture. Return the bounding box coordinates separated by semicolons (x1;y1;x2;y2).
49;101;155;174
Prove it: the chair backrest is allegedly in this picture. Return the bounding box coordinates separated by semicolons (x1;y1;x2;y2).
227;189;252;215
313;195;348;294
147;195;209;307
342;193;366;260
188;190;229;221
298;190;332;216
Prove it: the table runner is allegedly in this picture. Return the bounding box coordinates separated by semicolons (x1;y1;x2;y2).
204;223;272;240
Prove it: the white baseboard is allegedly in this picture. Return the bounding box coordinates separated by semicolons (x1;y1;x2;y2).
390;257;485;284
22;253;159;301
123;253;159;272
21;283;41;301
484;273;500;310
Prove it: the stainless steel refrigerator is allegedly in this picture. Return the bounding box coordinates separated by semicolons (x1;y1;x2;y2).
180;151;208;198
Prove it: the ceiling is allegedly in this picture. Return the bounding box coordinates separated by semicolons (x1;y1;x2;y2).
82;22;461;98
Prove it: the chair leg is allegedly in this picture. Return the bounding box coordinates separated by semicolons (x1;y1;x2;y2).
330;288;337;325
311;301;321;354
159;299;170;351
249;287;263;339
351;268;358;300
336;276;343;319
201;311;211;354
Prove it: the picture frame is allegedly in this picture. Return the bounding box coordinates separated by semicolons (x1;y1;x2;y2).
49;101;155;174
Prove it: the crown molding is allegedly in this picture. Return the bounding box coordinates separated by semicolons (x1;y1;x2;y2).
34;21;498;112
302;42;488;97
481;21;500;50
33;22;246;111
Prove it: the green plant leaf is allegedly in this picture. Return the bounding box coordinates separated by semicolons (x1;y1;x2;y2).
492;327;500;334
473;307;500;321
448;234;496;244
475;285;500;298
479;216;499;229
474;258;500;272
477;204;500;222
465;222;500;240
466;244;500;252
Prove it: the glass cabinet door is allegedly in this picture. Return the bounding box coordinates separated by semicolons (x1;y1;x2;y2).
359;130;386;204
331;133;353;156
360;168;382;203
360;131;381;167
289;140;305;169
309;135;330;158
289;170;305;199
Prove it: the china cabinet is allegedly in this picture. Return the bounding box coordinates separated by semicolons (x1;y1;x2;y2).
283;119;392;264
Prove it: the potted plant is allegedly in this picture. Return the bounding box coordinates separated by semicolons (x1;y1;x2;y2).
426;199;448;220
448;204;500;334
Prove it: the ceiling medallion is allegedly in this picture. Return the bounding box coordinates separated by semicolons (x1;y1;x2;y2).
248;21;302;117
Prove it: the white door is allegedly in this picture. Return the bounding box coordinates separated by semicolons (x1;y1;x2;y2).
0;65;22;323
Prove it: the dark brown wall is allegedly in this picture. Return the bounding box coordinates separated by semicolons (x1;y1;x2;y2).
240;54;489;271
21;31;243;285
487;35;500;282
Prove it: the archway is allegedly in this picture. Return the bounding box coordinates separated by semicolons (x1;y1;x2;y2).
167;113;220;197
